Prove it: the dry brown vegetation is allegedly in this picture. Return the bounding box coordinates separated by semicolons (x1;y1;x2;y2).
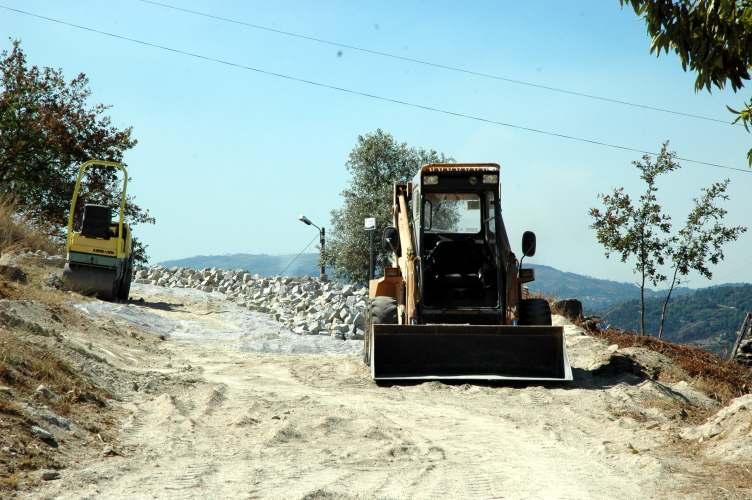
0;334;110;411
10;259;75;307
581;321;752;404
0;197;59;255
0;228;114;492
0;303;113;492
0;275;18;300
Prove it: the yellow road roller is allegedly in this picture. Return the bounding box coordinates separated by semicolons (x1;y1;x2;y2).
62;160;133;301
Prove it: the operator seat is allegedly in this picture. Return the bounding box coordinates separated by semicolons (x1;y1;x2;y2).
423;238;489;307
432;240;484;289
80;204;112;239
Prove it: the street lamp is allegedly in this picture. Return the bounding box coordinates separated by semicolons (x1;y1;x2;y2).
298;214;327;281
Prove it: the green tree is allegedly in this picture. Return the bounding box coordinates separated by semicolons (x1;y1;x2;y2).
0;40;154;262
324;129;451;283
620;0;752;164
590;142;678;335
658;180;746;338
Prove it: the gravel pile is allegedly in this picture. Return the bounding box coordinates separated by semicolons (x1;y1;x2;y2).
134;267;368;340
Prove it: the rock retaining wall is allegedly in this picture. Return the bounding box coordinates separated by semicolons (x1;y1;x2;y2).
134;267;368;340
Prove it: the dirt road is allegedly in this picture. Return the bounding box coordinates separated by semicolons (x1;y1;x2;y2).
31;284;748;499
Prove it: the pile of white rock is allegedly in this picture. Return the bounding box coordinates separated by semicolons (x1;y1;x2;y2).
133;267;368;340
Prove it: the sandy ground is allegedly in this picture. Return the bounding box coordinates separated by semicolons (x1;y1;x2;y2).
28;284;751;499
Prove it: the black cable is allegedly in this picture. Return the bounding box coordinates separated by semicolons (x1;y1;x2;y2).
136;0;736;126
2;4;749;174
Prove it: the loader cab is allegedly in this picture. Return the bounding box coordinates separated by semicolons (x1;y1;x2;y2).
368;162;570;382
414;164;511;325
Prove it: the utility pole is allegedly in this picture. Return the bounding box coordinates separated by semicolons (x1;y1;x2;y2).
319;226;326;281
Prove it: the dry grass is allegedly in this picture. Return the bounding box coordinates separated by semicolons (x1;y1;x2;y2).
16;262;72;306
0;197;59;255
0;239;114;493
0;277;18;300
0;474;19;491
0;257;110;492
0;330;109;412
0;256;71;307
581;321;752;404
0;328;112;492
0;198;71;306
522;286;557;302
670;438;752;498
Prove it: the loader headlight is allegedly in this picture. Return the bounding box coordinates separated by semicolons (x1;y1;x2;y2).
423;175;439;185
483;174;498;184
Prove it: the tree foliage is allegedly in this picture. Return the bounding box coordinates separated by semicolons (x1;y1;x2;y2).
591;141;746;337
620;0;752;164
0;40;154;262
658;179;747;337
324;129;451;283
590;142;678;335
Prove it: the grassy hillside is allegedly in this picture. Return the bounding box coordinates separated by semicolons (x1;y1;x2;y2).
602;284;752;355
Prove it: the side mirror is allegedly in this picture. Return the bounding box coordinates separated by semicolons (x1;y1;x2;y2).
383;226;401;257
522;231;536;257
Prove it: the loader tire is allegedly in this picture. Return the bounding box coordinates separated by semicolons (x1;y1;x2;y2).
364;296;398;365
518;298;552;326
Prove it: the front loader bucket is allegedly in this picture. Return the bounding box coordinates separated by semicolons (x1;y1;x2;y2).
370;324;572;382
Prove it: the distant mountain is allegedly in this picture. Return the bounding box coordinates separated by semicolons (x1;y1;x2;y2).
526;264;691;312
160;253;320;277
601;284;752;355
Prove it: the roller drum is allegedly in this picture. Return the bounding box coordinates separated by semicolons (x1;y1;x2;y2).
62;263;119;300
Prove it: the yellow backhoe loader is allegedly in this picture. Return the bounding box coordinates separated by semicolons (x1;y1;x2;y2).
365;163;572;381
62;160;134;301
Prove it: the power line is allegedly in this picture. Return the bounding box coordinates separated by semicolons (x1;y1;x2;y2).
136;0;736;126
2;5;749;174
280;234;318;276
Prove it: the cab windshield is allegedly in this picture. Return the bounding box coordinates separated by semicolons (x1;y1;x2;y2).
423;193;481;233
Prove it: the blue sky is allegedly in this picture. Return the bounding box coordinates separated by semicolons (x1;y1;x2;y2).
3;0;750;286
